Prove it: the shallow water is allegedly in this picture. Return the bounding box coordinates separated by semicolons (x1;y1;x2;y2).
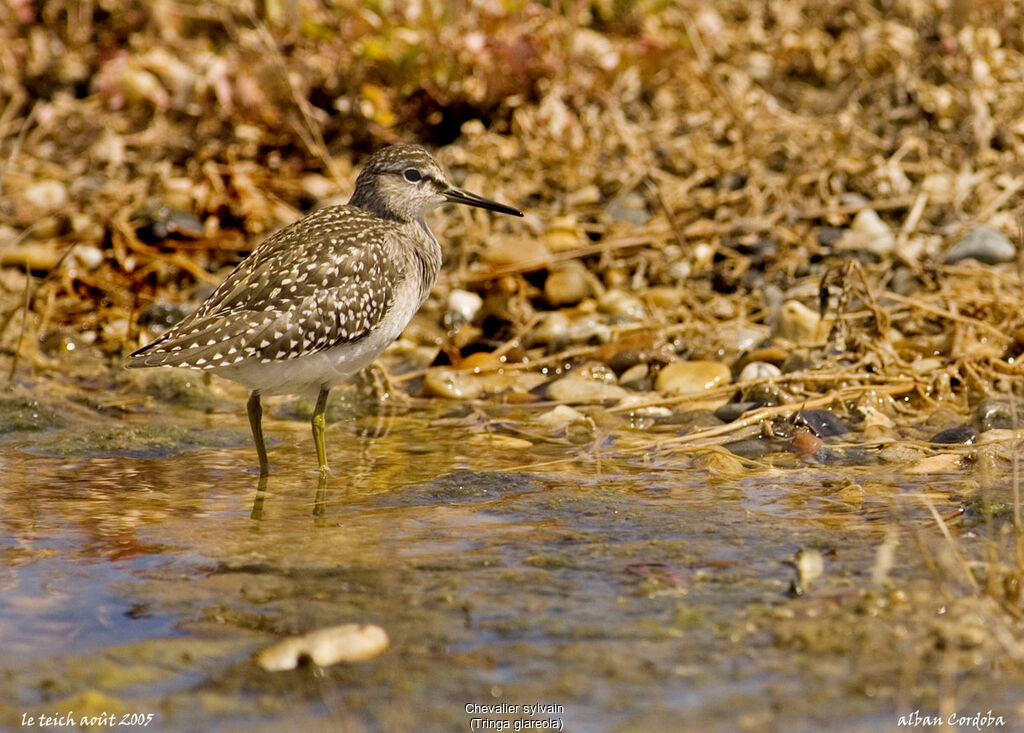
1;394;1022;732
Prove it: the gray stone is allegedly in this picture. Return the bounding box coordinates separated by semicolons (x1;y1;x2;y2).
945;225;1016;265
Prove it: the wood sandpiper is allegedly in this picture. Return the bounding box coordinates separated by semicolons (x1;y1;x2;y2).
127;144;523;476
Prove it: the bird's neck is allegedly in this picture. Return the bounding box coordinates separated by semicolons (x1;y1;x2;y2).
408;218;442;302
349;185;406;223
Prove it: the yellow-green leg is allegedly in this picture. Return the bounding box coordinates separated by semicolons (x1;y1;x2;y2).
312;386;330;474
247;390;269;477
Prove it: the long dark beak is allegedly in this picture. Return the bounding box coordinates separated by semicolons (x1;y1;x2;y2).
445;187;523;217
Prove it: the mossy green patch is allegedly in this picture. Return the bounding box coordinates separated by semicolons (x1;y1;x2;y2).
35;423;241;457
0;396;65;433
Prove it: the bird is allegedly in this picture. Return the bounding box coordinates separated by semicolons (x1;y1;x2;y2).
127;144;523;476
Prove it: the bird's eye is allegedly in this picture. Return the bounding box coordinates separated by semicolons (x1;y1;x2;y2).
403;168;422;183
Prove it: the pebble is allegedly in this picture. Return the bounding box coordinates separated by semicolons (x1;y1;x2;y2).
724;437;788;459
594;333;657;372
131;203;204;243
976;428;1018;445
527;312;570;348
71;244;104;270
618;363;650;390
930;425;977;444
138;302;187;332
645;287;684;308
740;382;784;407
457;351;499;372
483;234;550;267
546;376;628;404
772;300;822;343
256;624;389;671
922;406;962;430
851;208;895;253
878;444;929;464
544;262;591;307
605;191;651;226
723;324;770;354
470;433;534;450
792;548;825;594
660;409;723;432
817;226;844;247
655;361;731;396
544;215;587;253
976;399;1019;432
23;180;68;210
714;401;764;423
737;361;781;382
743;346;788;366
945;225;1016;265
597;289;647;320
422;368;483;400
30;215;70;239
445;289;483;329
861;407;897;441
904;453;966;474
564;313;611;344
693;450;745;477
616;396;671;418
795;409;848;438
565;184;601;207
536;404;588;431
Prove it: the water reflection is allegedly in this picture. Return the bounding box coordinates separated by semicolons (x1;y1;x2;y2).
0;402;1013;731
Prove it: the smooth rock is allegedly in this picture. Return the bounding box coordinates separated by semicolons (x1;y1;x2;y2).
976;428;1019;445
544;215;587;252
772;300;823;343
527;312;570;348
470;433;533;450
861;408;897;441
24;180;68;210
618;363;650;390
714;401;764;423
945;225;1016;265
445;289;483;329
645;287;684;308
655;360;731;396
457;351;499;372
423;368;483;400
256;624;389;671
597;289;647;320
544;262;591;307
71;244;104;270
792;548;825;593
795;409;848;438
905;453;967;474
660;409;723;432
546;376;628;404
483;234;550;267
564;313;611;344
536;404;588;431
693;450;745;477
137;302;188;332
930;424;977;444
976;399;1019;432
606;191;651;226
737;361;781;382
740;382;784;407
724;437;788;459
848;208;895;255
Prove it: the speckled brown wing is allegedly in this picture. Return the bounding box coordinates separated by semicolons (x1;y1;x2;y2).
127;205;399;370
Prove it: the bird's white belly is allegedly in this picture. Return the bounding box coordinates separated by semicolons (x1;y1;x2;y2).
213;277;424;397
